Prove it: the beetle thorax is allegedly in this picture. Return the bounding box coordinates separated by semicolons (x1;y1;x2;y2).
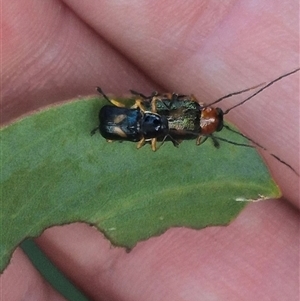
200;107;222;135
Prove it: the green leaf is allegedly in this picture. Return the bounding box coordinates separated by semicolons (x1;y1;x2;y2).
0;97;280;271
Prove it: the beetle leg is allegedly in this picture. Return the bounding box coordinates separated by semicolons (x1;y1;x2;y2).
130;90;161;113
159;93;179;110
131;99;146;112
168;135;180;147
136;138;146;149
158;134;180;149
130;90;158;99
96;87;110;101
196;135;208;146
196;135;204;145
130;90;150;99
133;96;157;113
210;135;220;148
108;99;125;107
96;87;126;107
91;127;99;135
190;94;198;103
170;138;181;147
151;138;157;151
150;97;158;113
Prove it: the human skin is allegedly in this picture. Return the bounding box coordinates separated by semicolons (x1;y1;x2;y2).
2;1;299;301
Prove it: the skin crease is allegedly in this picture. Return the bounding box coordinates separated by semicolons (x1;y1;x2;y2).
1;0;299;300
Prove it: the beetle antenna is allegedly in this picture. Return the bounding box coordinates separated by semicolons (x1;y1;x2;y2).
222;124;299;176
203;83;266;108
224;68;300;114
212;135;256;148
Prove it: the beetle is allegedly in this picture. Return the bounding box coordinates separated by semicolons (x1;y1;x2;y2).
91;88;169;151
130;68;299;152
130;91;225;147
92;68;299;175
